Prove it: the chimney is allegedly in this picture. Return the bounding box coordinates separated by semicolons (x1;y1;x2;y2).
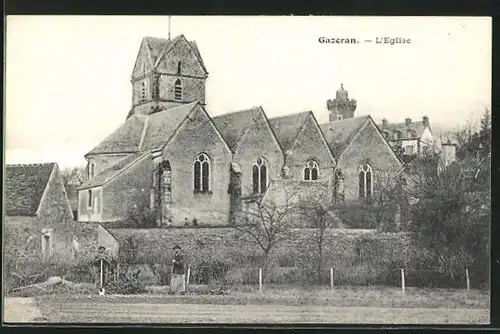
382;119;388;128
405;118;412;126
440;141;456;168
423;116;429;127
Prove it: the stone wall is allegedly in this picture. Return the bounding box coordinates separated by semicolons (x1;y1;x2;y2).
161;105;232;226
339;120;402;202
102;155;154;222
285;115;335;182
107;227;413;285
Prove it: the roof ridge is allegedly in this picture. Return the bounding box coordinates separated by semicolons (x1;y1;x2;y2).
7;162;56;167
268;110;310;121
212;106;262;119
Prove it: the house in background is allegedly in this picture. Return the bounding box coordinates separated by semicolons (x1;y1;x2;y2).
5;162;118;263
378;116;436;163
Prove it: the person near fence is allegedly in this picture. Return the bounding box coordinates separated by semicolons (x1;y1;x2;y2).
93;246;111;288
170;244;186;294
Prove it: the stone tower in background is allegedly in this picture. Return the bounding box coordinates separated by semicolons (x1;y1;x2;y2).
327;84;357;122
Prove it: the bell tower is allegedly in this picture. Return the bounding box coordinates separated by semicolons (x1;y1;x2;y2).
127;33;209;118
327;84;357;122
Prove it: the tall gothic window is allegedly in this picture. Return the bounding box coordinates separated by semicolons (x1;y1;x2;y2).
359;164;373;199
304;160;319;181
252;157;268;194
174;79;183;101
194;153;210;193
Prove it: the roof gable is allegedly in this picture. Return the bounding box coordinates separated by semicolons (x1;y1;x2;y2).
155;35;208;77
5;163;55;216
320;116;369;157
132;38;158;79
269;111;310;152
212;107;262;153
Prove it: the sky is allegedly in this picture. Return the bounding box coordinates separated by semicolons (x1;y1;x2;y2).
5;16;491;168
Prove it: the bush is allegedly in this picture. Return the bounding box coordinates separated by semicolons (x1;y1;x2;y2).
194;260;231;285
105;270;146;294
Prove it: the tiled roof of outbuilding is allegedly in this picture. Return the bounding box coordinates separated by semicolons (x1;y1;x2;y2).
5;163;56;216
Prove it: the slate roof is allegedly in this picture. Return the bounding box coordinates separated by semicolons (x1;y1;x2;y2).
5;163;56;216
268;111;311;152
141;102;196;151
142;35;208;74
320;116;369;157
379;121;427;140
79;152;150;190
86;102;198;157
212;107;262;153
86;114;148;156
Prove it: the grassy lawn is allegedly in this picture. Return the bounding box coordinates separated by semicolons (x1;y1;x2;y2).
2;285;488;324
34;284;489;309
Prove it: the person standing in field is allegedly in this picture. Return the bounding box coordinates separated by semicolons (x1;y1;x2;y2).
170;244;186;295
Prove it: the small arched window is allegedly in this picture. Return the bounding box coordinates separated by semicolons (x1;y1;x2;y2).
252;157;268;194
174;79;183;101
194;153;210;193
304;160;319;181
358;164;373;199
337;115;343;121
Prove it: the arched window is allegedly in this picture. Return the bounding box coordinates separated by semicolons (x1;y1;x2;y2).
252;157;268;194
194;153;210;193
174;79;183;101
177;61;182;74
304;160;319;181
358;164;373;199
336;115;343;121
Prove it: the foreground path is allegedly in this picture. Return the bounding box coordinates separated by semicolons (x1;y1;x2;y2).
36;301;489;324
4;298;43;323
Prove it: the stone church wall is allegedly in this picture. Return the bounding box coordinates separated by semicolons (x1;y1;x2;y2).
102;155;154;222
338;120;402;202
285;115;335;182
162;105;233;226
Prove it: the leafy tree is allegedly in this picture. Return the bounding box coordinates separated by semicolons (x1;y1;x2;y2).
408;159;490;287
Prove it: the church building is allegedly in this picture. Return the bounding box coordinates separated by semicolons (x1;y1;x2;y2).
77;34;404;226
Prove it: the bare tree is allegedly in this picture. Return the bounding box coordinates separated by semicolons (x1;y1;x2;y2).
371;173;405;231
61;166;86;187
298;182;341;284
233;184;299;282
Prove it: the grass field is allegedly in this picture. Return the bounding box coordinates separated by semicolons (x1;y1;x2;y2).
4;285;490;324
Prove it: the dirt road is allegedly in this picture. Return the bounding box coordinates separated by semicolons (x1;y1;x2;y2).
4;298;43;323
6;298;488;324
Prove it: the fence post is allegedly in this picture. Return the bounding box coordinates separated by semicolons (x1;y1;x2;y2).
187;266;191;291
466;268;470;292
401;268;405;297
116;262;120;281
330;268;334;290
259;268;262;293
